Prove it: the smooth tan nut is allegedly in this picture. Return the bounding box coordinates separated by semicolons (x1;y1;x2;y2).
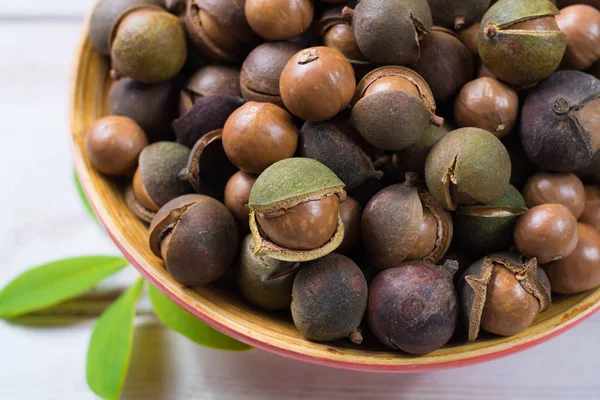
454;77;519;138
556;5;600;70
460;253;551;341
85;116;148;176
580;185;600;231
280;47;356;122
257;196;340;251
544;223;600;294
522;172;586;218
224;171;258;230
245;0;314;40
222;102;298;174
514;204;579;264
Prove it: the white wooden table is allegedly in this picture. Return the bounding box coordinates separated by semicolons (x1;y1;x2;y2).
1;2;599;399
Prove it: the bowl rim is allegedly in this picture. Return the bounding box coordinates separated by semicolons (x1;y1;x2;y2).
69;16;600;373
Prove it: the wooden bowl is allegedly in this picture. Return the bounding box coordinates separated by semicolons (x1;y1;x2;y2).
70;21;600;373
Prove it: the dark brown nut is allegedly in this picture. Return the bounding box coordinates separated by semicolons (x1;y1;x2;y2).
478;0;567;86
237;235;300;310
298;120;383;192
413;27;474;103
521;70;600;172
280;47;356;122
391;122;451;179
108;77;180;143
179;66;241;116
555;5;600;70
425;127;511;210
172;95;245;148
544;223;600;294
454;77;519;138
454;185;528;255
558;0;600;9
133;142;193;211
180;129;237;199
149;194;239;285
291;253;367;343
460;253;551;340
368;260;459;354
523;172;586;218
426;0;491;31
84;116;148;176
350;66;444;151
514;203;579;264
89;0;162;55
350;0;433;65
240;41;303;107
580;185;600;230
110;6;187;83
245;0;314;40
124;184;156;223
184;0;259;62
577;151;600;185
458;22;480;56
317;5;366;62
249;158;346;262
504;136;536;189
336;197;362;255
222;102;298;174
361;177;453;269
224;171;258;230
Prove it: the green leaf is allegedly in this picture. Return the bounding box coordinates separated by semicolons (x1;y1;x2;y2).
87;278;144;400
148;284;252;352
74;169;97;221
0;256;129;318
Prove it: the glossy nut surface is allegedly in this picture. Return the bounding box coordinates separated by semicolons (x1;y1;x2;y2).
514;204;579;264
522;172;586;218
224;171;257;230
222;102;298;174
480;265;540;336
337;197;362;255
245;0;314;40
280;47;356;122
544;223;600;294
555;5;600;70
257;196;340;251
84;116;148;176
454;77;519;138
580;185;600;231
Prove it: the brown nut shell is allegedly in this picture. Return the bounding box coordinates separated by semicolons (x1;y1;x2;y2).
180;129;237;199
245;0;314;40
454;77;519;138
413;27;474;103
361;179;453;269
224;171;257;230
240;41;304;107
336;197;362;255
514;204;579;264
460;252;551;341
222;102;298;174
556;5;600;70
580;185;600;230
151;195;239;286
544;223;600;294
84;116;148;176
256;196;340;251
280;47;356;122
523;172;586;218
179;66;241;115
124;183;156;223
351;67;443;151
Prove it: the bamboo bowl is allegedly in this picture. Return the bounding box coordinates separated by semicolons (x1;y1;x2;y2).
70;21;600;372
